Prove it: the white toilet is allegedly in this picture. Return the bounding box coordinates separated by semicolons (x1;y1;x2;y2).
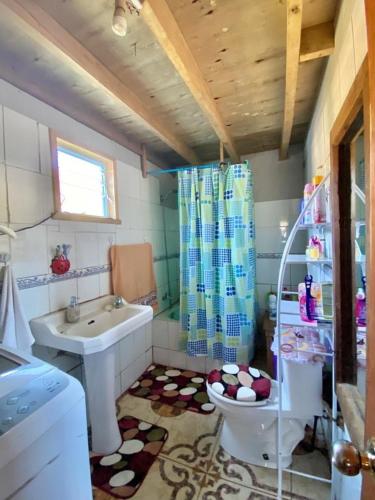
207;359;323;468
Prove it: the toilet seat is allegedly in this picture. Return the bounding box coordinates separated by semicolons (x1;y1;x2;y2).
206;382;268;407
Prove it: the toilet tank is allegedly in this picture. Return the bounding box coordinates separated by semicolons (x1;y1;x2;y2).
280;359;323;417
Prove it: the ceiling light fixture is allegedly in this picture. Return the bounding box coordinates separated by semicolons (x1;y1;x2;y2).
112;0;128;37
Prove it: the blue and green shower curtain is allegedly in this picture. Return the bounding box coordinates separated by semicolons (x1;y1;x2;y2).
179;162;256;364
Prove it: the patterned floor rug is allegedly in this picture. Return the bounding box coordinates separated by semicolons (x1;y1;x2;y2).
128;364;215;415
91;415;168;499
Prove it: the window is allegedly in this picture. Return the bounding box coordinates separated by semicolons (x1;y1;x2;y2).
51;133;120;223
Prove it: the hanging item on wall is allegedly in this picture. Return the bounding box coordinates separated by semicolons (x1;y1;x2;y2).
50;244;71;275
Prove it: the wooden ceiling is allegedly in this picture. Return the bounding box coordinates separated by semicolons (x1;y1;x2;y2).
0;0;338;166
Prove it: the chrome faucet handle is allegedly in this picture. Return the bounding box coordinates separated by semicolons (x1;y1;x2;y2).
113;295;125;308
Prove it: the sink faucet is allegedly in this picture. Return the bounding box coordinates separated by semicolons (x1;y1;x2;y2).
113;296;125;309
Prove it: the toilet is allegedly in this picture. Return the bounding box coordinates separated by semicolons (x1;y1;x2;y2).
207;360;323;468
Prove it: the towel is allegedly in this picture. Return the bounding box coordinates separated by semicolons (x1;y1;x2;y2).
0;265;35;352
110;243;158;310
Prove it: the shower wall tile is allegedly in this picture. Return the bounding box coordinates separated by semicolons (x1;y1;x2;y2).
154;259;168;288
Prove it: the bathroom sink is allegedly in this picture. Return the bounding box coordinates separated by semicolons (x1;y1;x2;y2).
30;295;153;355
30;295;153;455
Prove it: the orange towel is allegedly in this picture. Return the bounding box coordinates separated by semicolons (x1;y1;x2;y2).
110;243;158;310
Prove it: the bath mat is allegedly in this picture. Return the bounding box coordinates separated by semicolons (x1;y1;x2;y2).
91;415;168;499
128;364;215;415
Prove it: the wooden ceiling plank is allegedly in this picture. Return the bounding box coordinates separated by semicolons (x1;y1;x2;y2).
0;0;199;164
280;0;303;160
141;0;240;163
300;21;335;63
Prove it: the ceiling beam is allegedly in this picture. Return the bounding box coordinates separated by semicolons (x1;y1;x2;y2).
300;22;335;63
280;0;303;160
0;0;199;165
141;0;241;163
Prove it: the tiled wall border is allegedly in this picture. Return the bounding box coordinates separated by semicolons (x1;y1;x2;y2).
3;253;279;291
256;252;282;259
14;264;111;290
3;253;181;292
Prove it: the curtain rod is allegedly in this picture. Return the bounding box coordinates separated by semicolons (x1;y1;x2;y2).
147;160;247;177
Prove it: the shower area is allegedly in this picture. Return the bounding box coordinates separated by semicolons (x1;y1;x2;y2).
158;188;180;321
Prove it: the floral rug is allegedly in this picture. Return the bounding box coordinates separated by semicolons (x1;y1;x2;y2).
128;364;215;415
91;415;168;499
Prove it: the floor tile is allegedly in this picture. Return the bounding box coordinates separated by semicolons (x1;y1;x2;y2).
158;410;222;472
198;476;278;499
290;474;331;500
138;457;203;500
207;438;290;496
116;393;161;424
290;450;330;479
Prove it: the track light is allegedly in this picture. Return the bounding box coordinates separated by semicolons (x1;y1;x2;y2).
112;0;127;37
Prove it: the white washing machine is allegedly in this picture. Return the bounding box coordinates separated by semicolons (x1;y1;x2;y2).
0;346;92;500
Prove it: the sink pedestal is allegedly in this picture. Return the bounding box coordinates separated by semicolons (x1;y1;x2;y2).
84;345;121;454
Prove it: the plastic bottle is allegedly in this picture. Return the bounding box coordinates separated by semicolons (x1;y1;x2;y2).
66;296;80;323
268;293;277;320
303;183;314;224
355;288;366;326
312;175;326;223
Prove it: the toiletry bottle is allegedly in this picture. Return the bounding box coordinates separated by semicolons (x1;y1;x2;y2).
312;175;326;223
303;183;314;224
269;293;277;320
66;296;80;323
355;288;366;326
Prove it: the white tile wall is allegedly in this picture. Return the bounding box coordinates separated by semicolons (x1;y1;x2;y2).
253;197;306;316
4;107;39;172
77;274;100;302
305;0;368;179
0;85;176;328
152;317;223;374
49;279;78;312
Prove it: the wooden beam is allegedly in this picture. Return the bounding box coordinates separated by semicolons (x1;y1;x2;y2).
141;143;147;178
280;0;303;160
300;22;335;63
219;141;224;163
141;0;240;163
0;0;199;165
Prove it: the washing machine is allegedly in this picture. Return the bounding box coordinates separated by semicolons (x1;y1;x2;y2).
0;345;92;500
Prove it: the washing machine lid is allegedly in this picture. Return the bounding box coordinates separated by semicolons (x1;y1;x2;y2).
0;346;54;399
0;347;85;470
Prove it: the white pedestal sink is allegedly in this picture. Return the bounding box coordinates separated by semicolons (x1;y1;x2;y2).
30;295;153;454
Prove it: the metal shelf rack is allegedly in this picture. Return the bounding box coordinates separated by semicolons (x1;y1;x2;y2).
275;174;337;498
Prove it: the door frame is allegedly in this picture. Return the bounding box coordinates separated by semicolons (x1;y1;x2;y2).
330;1;375;494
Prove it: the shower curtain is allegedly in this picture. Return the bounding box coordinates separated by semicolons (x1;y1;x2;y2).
179;162;256;364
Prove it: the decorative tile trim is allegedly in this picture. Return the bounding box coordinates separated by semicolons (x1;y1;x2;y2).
14;264;111;291
256;252;282;259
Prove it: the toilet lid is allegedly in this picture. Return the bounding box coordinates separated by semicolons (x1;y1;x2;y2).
207;364;272;403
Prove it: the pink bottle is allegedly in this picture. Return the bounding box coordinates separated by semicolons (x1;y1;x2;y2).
355;288;366;326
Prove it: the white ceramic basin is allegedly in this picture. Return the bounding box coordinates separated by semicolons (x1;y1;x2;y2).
30;295;153;455
30;295;153;355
